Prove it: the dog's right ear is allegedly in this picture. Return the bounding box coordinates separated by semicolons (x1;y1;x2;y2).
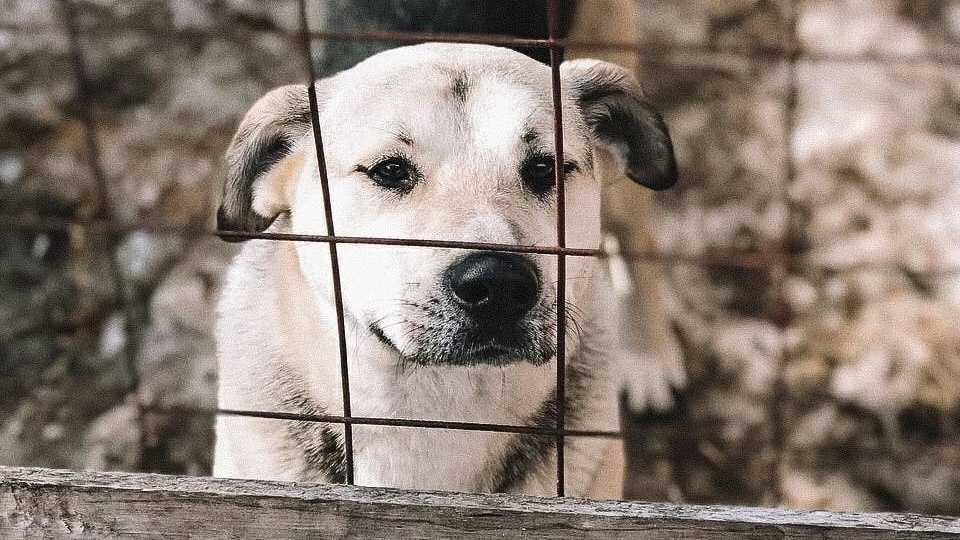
562;59;677;191
219;84;312;240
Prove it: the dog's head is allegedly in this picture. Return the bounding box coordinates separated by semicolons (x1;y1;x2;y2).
219;44;675;367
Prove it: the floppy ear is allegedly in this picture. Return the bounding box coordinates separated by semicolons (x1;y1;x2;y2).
561;59;677;190
218;84;312;239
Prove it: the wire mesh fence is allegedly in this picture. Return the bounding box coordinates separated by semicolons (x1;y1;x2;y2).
2;0;959;511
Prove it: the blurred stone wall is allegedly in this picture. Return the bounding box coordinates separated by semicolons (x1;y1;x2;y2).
624;0;960;515
0;0;303;474
1;0;958;515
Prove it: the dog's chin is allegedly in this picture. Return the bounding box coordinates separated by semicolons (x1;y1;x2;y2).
369;323;553;367
435;338;554;367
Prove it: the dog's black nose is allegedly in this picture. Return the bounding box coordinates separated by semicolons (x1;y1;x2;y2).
445;253;540;326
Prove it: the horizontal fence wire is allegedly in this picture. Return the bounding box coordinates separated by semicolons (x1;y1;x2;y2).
6;17;959;65
143;405;620;439
9;212;960;274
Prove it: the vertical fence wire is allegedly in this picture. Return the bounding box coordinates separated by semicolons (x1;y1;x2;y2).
767;0;803;504
546;0;568;498
297;0;355;485
56;0;147;469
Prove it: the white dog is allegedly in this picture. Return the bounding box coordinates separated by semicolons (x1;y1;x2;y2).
214;43;676;498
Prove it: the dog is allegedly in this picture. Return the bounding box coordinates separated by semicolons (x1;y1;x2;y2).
213;42;677;498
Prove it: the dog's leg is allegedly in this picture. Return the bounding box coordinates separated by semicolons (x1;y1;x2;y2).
603;228;686;412
587;440;626;500
567;0;686;413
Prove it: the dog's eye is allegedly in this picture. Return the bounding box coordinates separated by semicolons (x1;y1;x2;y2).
366;157;418;194
520;156;557;196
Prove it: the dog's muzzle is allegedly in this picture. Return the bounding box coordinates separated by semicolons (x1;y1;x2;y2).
374;252;552;367
443;252;540;331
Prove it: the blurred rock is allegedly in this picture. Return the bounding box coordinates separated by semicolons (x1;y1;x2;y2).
830;294;960;414
138;236;235;411
77;15;304;226
79;398;141;471
0;17;96;217
116;230;184;288
633;0;795;51
134;236;236;474
73;0;300;33
792;62;960;271
0;0;288;476
0;0;58;26
799;0;960;58
784;271;960;514
625;262;783;506
0;116;102;471
639;54;790;256
785;59;960;513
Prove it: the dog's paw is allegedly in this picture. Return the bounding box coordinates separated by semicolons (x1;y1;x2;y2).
618;349;687;414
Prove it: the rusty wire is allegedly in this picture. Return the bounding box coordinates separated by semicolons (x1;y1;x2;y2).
295;0;357;486
142;404;620;439
546;0;568;497
13;211;960;276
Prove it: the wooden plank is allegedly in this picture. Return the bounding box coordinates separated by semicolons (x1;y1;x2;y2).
1;466;957;539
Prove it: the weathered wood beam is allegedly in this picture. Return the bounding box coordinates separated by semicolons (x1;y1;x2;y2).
2;466;957;539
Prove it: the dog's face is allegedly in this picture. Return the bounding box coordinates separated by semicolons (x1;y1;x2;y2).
219;44;675;367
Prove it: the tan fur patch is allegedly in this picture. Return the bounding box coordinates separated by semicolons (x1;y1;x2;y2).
251;150;305;219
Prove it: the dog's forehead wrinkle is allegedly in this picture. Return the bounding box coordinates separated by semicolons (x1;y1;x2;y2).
438;67;472;104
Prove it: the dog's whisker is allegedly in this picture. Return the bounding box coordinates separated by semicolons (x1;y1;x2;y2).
360;312;410;355
565;315;585;341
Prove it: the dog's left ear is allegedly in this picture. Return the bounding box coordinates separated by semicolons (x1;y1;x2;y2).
218;84;312;239
562;59;677;190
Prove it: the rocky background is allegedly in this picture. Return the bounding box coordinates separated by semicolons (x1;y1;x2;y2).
1;0;958;515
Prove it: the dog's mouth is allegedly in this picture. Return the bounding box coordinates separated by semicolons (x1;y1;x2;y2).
366;252;557;367
369;319;554;367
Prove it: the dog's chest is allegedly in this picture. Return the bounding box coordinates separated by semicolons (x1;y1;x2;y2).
346;360;556;491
